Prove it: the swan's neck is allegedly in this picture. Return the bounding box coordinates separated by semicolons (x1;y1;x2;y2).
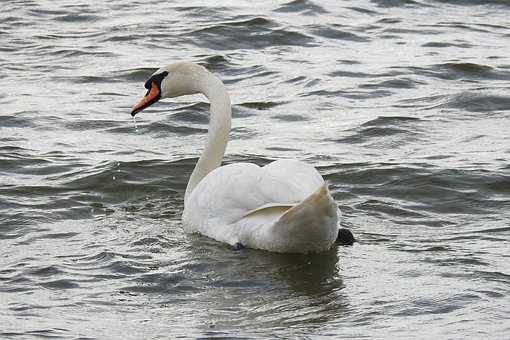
185;73;231;203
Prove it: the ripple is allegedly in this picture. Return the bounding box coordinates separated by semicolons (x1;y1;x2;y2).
404;62;510;81
422;41;473;48
484;177;510;194
329;69;404;79
270;113;309;122
362;116;421;126
28;265;64;277
369;0;426;8
436;0;510;7
172;103;210;123
125;271;194;294
186;23;315;50
52;49;117;58
54;14;103;22
309;25;369;42
443;92;510;113
275;0;328;15
346;6;381;15
359;77;424;89
112;67;159;82
197;54;232;72
238;101;286;110
0;113;37;128
28;8;68;17
40;279;80;289
2;0;510;338
333;116;424;148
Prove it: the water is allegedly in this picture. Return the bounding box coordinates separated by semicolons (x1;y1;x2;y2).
1;0;509;338
132;116;139;133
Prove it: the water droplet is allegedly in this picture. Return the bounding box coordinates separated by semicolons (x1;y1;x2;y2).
132;116;139;133
112;176;116;180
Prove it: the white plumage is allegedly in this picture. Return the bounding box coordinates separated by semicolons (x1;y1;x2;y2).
131;61;340;253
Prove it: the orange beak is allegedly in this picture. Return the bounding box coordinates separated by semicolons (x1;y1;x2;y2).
131;81;161;116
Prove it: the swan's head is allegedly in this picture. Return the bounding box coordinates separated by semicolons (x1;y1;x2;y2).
131;62;208;116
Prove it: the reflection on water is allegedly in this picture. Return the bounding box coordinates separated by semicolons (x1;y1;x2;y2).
186;239;347;333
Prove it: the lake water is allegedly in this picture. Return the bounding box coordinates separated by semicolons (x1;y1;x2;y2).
1;0;509;338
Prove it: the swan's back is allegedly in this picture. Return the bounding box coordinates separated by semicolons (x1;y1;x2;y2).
183;159;339;252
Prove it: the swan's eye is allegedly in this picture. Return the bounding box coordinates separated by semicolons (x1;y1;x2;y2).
144;71;169;90
143;79;152;95
144;79;152;90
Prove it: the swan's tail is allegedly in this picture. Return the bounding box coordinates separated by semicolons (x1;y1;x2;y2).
271;183;339;253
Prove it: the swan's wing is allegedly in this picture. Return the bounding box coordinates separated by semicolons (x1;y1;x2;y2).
243;202;295;218
262;159;324;196
184;160;325;227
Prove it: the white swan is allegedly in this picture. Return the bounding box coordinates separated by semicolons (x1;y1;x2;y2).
131;61;341;253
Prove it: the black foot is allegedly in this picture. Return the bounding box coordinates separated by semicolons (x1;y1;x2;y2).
336;228;355;245
233;242;245;251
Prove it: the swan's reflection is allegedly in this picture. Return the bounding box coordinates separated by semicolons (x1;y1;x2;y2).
186;235;350;333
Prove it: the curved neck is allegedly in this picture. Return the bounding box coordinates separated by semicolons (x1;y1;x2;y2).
185;73;231;203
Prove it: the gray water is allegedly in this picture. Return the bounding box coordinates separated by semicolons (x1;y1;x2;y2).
1;0;510;339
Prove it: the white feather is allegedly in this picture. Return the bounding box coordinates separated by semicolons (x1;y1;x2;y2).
134;62;340;253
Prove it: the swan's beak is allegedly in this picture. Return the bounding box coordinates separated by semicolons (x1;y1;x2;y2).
131;81;161;116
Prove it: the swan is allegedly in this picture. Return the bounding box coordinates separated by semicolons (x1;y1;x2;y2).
130;61;344;253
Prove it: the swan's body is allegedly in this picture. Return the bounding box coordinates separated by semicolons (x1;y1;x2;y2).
131;61;341;253
184;160;339;253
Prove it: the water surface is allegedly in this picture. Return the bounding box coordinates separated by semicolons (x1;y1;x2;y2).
1;0;510;338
